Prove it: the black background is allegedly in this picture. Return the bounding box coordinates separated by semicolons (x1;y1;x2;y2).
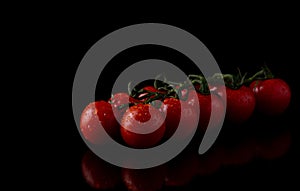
15;7;299;190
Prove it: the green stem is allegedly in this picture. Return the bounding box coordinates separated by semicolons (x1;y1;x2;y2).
262;65;275;79
244;70;265;84
188;74;202;79
243;65;274;85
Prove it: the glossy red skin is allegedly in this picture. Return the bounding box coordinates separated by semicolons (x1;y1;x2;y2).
250;79;291;115
178;87;189;99
109;92;139;122
143;86;159;92
187;90;225;131
80;101;119;144
174;85;194;99
137;86;166;102
120;104;166;148
209;84;227;101
122;165;166;191
81;150;121;190
173;84;200;99
161;98;199;140
225;86;256;124
160;98;181;139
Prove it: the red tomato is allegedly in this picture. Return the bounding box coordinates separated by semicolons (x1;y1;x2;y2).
160;98;181;139
225;86;256;124
174;85;193;99
209;84;227;100
179;87;189;99
81;150;121;190
178;102;199;140
109;92;139;122
122;165;166;191
143;86;160;92
161;98;198;140
80;101;120;144
187;90;225;131
120;104;166;148
250;79;291;115
137;86;166;102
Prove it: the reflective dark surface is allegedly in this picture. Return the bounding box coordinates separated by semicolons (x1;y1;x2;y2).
79;120;294;190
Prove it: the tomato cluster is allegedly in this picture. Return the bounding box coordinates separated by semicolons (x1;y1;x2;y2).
80;66;291;148
80;87;201;148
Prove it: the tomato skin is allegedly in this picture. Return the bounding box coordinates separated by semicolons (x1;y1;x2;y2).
120;104;166;148
174;85;194;99
209;84;227;101
161;97;199;140
187;90;225;131
109;92;139;122
143;86;159;92
187;92;210;130
178;102;199;140
80;101;120;144
160;98;181;139
225;86;256;124
137;86;166;102
250;79;291;115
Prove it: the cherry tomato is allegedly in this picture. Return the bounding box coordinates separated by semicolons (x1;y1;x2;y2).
187;90;225;131
120;104;166;148
225;86;256;124
178;102;199;140
109;92;139;122
174;85;193;99
143;86;160;92
160;98;181;139
179;87;189;99
161;98;198;140
80;101;120;144
250;79;291;115
137;86;166;102
81;150;121;190
209;84;227;100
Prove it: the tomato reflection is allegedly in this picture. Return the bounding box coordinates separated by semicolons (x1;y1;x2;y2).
165;150;199;187
81;128;292;190
81;150;121;190
256;130;291;160
222;139;256;166
198;146;224;176
122;165;166;191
